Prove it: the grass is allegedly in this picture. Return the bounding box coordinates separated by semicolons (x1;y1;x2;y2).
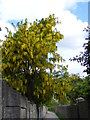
0;73;2;78
55;112;65;120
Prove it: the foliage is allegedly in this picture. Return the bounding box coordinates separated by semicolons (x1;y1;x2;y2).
2;14;64;106
55;112;64;120
69;26;90;104
52;65;72;105
46;98;58;111
68;75;90;104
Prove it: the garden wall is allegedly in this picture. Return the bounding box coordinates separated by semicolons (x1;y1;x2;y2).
56;100;89;119
0;79;47;119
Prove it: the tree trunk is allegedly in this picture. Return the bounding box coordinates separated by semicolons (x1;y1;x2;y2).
36;104;39;120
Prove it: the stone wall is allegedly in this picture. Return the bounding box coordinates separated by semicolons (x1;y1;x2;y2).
57;101;88;119
1;80;47;119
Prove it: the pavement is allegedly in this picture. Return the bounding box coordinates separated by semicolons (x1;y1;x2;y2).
44;111;60;120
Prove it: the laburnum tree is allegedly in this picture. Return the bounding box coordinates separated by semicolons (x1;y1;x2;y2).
52;65;72;105
2;14;65;113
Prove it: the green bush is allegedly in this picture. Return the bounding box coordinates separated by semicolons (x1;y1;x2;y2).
55;112;64;120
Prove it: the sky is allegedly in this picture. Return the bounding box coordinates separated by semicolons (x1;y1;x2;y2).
0;0;89;77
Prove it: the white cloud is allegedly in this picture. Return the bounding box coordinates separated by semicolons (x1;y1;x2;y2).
0;0;89;77
54;9;88;77
65;60;87;78
0;0;89;21
0;0;64;21
0;20;15;43
56;10;88;49
56;47;86;76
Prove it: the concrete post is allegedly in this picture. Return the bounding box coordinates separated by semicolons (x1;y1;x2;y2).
20;95;27;118
27;101;30;118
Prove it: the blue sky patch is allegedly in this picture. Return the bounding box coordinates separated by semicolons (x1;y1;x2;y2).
8;20;21;26
70;2;88;22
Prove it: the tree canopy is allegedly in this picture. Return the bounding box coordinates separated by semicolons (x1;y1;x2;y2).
2;14;66;106
68;75;90;104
